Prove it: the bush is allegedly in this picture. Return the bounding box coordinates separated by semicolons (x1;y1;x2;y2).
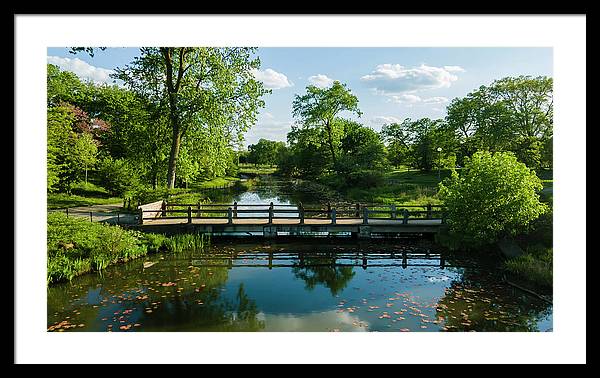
438;151;547;250
97;157;140;197
345;170;385;189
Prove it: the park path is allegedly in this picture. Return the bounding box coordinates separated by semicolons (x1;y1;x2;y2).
48;203;138;225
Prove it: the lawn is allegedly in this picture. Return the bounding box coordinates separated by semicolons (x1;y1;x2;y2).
47;182;123;209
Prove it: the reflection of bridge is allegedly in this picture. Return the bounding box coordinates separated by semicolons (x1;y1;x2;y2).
134;201;446;239
180;251;455;270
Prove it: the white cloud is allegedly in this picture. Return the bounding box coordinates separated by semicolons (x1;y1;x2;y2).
244;114;293;147
391;94;422;104
423;96;450;104
308;74;334;88
361;63;464;94
252;68;293;89
47;56;116;85
444;65;466;72
390;94;449;106
371;116;403;125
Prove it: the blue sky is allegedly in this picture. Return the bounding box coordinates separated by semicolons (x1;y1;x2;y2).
47;47;552;147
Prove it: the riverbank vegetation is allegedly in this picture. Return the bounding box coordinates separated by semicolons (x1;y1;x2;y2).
47;212;209;284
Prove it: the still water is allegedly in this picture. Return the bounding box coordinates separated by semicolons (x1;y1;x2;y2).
47;176;553;332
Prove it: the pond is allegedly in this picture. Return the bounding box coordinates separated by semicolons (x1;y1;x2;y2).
47;175;553;332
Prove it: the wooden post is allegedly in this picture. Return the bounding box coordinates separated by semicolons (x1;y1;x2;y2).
138;207;143;225
298;202;304;224
331;208;336;224
187;206;192;224
161;200;167;217
403;209;409;225
65;208;69;217
427;204;432;219
268;251;273;270
269;202;274;224
233;201;238;218
89;211;93;222
123;198;126;209
117;212;120;225
355;203;360;218
391;204;397;219
228;207;233;225
363;207;369;225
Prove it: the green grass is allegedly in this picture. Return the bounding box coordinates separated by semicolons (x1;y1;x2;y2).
239;163;278;175
47;212;210;285
193;176;241;190
47;212;148;284
505;246;553;288
48;182;124;209
335;168;453;205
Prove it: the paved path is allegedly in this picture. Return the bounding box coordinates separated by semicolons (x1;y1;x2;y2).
48;203;138;225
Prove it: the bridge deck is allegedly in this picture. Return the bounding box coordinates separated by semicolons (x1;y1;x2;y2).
142;217;443;226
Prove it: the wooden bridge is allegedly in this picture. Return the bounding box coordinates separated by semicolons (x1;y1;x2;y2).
133;201;446;239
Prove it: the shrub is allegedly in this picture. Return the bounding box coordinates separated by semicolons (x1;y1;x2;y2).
97;157;140;197
438;151;547;250
345;170;385;189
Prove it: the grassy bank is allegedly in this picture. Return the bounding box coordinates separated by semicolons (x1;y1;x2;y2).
505;246;553;289
239;163;278;175
48;182;123;209
504;208;553;290
314;167;452;205
47;212;208;285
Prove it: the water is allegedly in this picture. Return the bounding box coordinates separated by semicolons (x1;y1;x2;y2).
47;175;553;332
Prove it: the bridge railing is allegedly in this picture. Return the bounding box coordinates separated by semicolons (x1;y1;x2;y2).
138;200;445;225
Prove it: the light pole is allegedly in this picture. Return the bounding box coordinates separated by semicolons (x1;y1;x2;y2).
436;147;442;180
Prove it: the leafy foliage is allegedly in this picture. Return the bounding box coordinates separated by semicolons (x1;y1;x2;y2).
438;151;547;249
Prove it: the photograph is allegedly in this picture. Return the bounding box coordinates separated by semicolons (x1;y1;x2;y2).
14;14;586;364
45;45;555;333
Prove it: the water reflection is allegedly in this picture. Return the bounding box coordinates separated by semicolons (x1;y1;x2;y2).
47;240;552;332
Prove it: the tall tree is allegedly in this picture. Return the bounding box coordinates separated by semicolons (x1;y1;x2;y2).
115;47;268;188
292;81;361;167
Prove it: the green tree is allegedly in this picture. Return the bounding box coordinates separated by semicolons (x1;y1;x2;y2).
445;75;553;167
71;133;98;184
438;151;547;249
337;119;388;173
114;47;268;189
247;138;286;166
97;156;139;197
47;105;76;192
292;81;361;167
380;122;411;167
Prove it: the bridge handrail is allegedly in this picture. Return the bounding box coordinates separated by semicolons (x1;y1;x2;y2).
138;200;447;225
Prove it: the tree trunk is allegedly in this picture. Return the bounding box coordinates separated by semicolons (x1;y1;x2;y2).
325;120;337;167
166;126;182;189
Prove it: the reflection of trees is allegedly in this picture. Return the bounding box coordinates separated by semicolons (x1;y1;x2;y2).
220;283;265;331
47;252;265;332
435;268;552;332
292;255;355;296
